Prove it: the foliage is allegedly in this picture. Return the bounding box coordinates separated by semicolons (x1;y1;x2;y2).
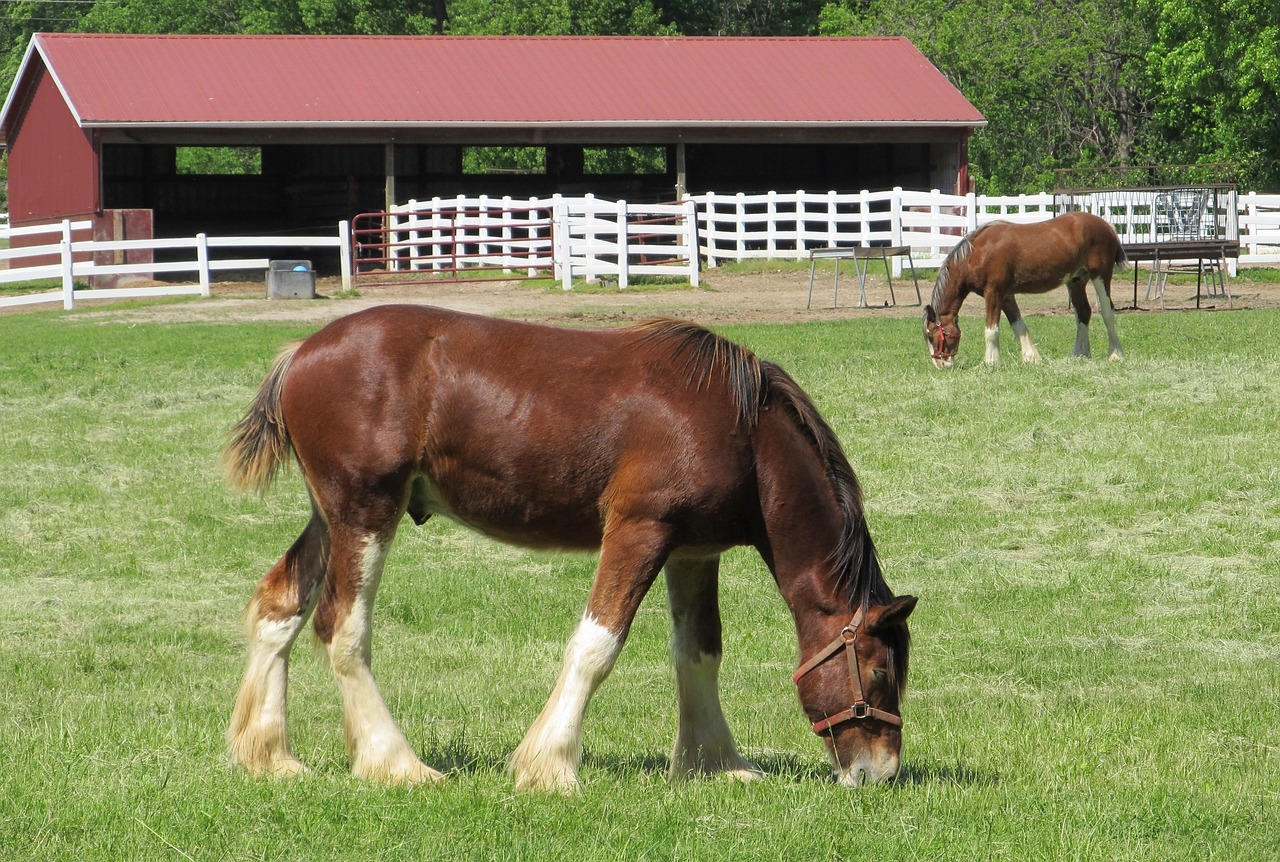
819;0;1154;193
1;0;1278;197
174;146;262;176
1136;0;1280;191
1;305;1279;859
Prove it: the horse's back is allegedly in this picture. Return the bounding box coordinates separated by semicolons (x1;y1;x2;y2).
968;212;1120;290
280;305;758;550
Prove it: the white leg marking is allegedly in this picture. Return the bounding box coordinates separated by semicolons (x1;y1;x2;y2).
670;647;761;782
1010;318;1041;363
983;325;1001;365
228;606;309;777
510;614;622;793
330;536;443;785
1073;320;1092;357
1093;278;1124;360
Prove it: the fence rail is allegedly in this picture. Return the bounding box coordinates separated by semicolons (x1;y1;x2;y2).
0;221;351;310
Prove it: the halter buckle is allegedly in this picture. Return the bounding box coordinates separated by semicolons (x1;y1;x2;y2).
851;702;869;720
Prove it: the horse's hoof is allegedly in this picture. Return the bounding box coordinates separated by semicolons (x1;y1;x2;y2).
353;754;445;786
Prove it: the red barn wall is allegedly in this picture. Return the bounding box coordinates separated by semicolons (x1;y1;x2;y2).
8;65;99;225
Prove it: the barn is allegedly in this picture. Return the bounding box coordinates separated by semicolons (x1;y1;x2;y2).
0;33;985;242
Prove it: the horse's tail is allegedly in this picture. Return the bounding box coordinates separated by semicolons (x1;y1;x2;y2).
1114;241;1129;273
222;342;301;494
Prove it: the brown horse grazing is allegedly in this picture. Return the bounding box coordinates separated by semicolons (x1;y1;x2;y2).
923;211;1127;367
222;305;915;792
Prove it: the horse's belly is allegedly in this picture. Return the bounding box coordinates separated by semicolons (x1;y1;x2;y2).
409;471;605;551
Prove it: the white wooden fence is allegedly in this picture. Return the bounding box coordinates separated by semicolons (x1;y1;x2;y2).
0;220;352;310
693;187;1280;269
388;194;700;288
3;188;1277;310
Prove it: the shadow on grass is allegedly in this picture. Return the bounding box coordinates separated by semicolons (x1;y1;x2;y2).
416;738;995;788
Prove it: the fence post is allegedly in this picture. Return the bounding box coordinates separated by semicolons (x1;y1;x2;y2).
616;198;629;290
827;190;839;250
735;193;747;260
60;238;74;310
1227;188;1240;276
338;221;353;292
966;192;978;232
684;197;700;288
702;192;718;268
891;187;905;277
191;234;209;296
555;198;572;291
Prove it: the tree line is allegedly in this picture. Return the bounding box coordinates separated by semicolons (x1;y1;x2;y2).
1;0;1276;194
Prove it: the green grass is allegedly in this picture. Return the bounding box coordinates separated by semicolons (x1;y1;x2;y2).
1;306;1278;860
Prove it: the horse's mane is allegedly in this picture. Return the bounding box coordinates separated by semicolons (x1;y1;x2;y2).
929;220;1004;309
632;319;895;612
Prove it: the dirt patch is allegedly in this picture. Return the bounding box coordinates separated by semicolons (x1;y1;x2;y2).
39;263;1280;328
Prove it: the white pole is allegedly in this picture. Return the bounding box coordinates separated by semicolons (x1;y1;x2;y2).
60;238;74;310
196;233;211;297
338;220;353;292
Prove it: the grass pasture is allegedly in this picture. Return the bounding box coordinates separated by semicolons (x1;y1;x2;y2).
1;304;1278;860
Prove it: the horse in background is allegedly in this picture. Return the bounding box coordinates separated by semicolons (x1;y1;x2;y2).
923;211;1127;367
222;305;916;792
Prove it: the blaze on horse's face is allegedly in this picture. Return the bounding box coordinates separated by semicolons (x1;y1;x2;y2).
799;597;916;786
923;305;960;369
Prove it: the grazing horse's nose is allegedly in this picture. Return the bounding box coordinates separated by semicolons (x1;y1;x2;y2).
838;749;901;787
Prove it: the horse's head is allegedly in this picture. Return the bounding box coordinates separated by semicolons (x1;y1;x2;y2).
923;305;960;369
793;595;917;786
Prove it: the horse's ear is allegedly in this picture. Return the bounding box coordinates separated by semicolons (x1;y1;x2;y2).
867;595;917;633
922;305;938;339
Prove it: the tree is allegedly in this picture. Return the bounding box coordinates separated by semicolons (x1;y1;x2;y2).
1138;0;1280;190
820;0;1153;193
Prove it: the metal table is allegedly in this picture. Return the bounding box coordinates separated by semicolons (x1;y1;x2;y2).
806;245;922;309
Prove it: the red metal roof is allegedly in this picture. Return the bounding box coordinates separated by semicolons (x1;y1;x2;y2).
3;33;984;136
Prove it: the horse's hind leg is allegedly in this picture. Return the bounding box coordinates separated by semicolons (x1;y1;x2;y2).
666;556;761;782
228;509;328;778
1001;296;1041;363
1092;276;1125;360
315;514;444;785
1068;280;1093;357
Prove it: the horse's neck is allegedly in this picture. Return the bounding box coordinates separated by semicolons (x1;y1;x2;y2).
935;267;968;322
753;410;849;619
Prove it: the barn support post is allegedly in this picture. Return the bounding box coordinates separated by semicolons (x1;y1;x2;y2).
675;142;687;200
384;143;397;213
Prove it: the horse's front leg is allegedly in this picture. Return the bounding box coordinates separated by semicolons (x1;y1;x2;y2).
666;556;762;783
982;291;1003;364
509;519;672;793
1001;296;1041;363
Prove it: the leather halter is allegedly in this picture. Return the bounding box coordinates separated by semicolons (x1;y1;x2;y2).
791;608;903;735
929;326;956;361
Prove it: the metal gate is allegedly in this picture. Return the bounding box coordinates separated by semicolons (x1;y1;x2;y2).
352;204;556;287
